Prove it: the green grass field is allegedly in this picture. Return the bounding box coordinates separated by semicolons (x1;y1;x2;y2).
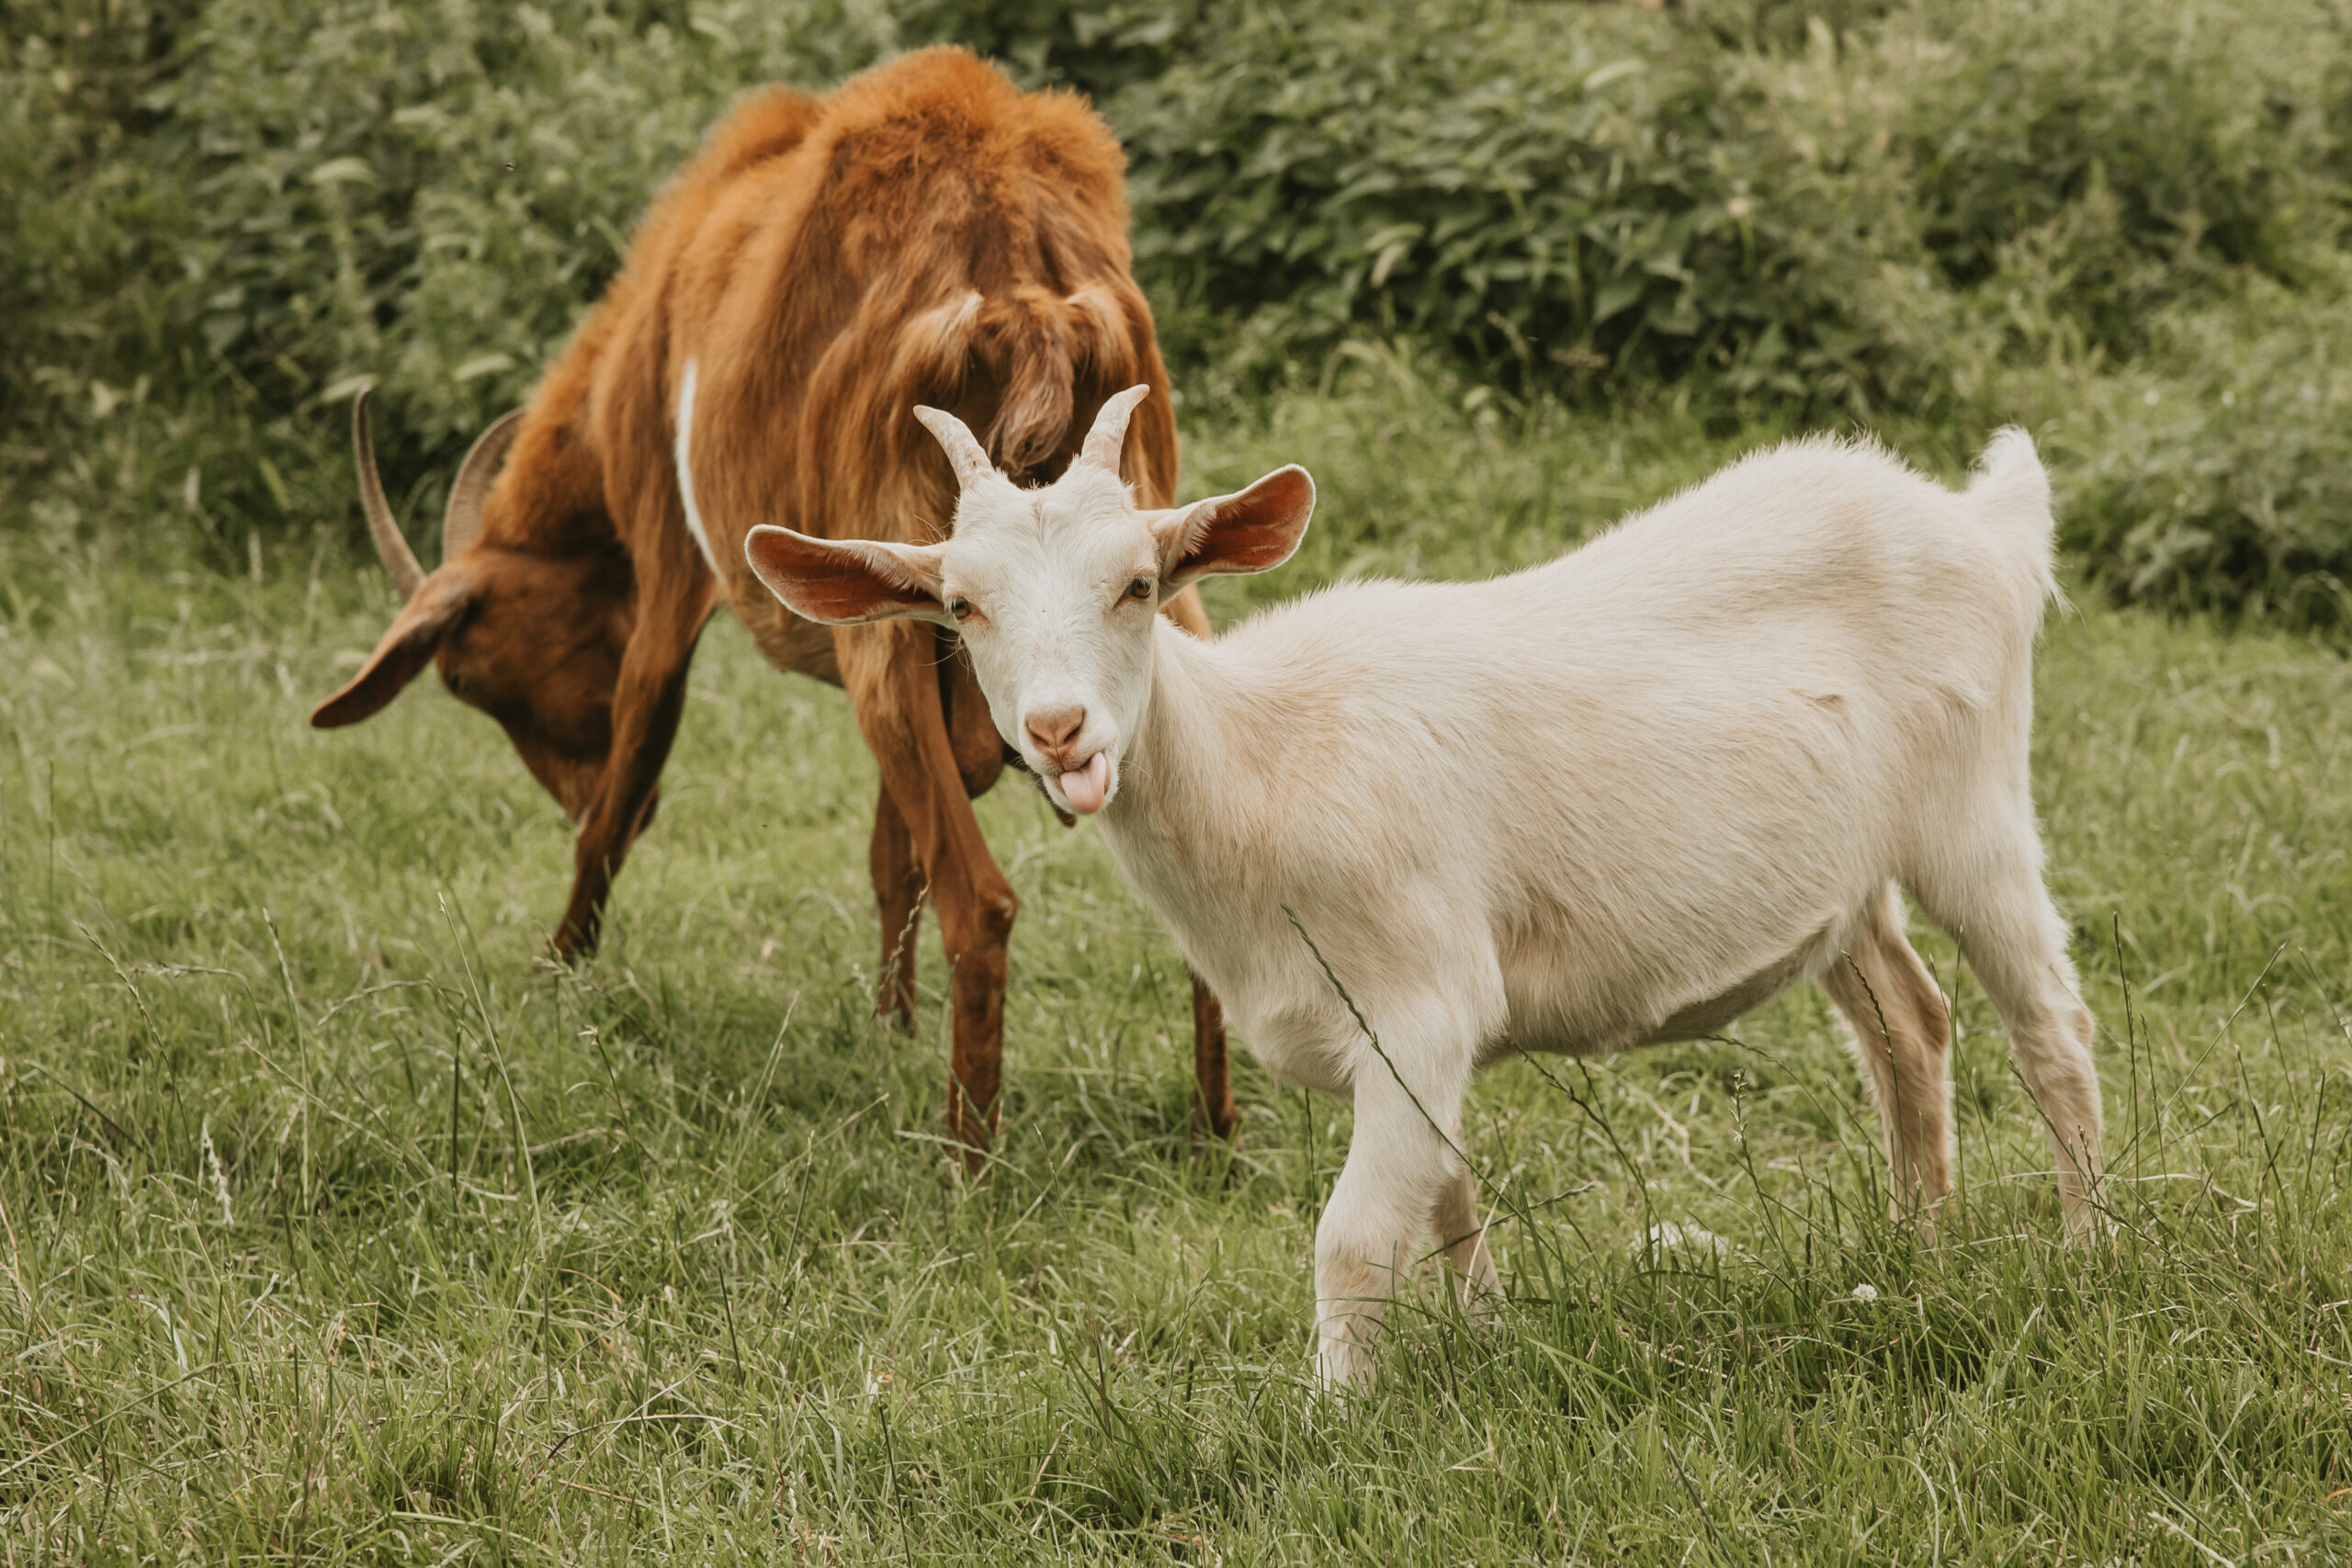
3;377;2349;1563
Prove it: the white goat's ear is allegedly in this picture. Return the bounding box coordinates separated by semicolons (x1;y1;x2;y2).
1155;466;1316;589
743;526;951;626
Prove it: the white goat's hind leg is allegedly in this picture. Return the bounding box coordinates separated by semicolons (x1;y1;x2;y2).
1820;883;1955;1230
1315;1050;1467;1388
1431;1167;1500;1321
1911;840;2105;1235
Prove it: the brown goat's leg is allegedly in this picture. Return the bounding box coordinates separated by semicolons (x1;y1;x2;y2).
1190;969;1237;1145
840;622;1017;1168
939;885;1013;1168
873;630;1008;1033
870;787;922;1032
942;637;1008;800
550;598;711;961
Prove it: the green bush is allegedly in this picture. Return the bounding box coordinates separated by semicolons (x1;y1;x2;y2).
893;0;1211;97
1114;0;2352;417
1114;1;1901;412
7;0;2352;626
1884;0;2349;358
2035;276;2352;629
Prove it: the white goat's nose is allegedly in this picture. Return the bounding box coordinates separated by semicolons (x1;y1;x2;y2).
1024;705;1086;756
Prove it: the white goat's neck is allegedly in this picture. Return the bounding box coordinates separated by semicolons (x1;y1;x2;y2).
1094;619;1386;1099
1098;623;1278;904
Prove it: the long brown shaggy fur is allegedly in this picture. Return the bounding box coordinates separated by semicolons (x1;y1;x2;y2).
311;47;1234;1158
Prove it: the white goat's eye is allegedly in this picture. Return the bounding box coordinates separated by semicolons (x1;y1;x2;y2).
947;596;975;622
1125;577;1154;602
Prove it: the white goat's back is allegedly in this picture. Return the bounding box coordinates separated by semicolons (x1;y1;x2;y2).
1148;434;2060;1061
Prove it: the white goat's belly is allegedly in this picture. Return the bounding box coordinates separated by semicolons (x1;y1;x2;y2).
1191;897;1857;1097
1496;950;1812;1060
1490;898;1856;1062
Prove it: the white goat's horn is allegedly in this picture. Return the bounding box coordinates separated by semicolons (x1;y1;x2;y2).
1078;384;1153;477
912;405;995;492
352;387;425;600
439;409;523;562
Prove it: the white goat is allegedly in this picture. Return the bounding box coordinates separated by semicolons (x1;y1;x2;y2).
715;385;2106;1386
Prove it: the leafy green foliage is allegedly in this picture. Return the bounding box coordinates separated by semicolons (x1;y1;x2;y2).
2039;276;2352;627
896;0;1212;96
8;0;2352;622
1115;2;1895;408
1885;0;2349;355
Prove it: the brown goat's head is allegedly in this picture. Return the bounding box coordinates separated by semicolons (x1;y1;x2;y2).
310;391;630;822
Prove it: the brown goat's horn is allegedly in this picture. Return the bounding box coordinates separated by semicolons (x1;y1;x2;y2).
1078;384;1153;478
352;387;425;600
439;409;523;562
911;405;995;492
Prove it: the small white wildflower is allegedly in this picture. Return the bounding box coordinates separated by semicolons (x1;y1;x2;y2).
1850;1282;1879;1303
2142;389;2160;407
1639;1223;1727;1258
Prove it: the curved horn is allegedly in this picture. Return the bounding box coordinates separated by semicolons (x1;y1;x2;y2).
352;387;425;601
1078;384;1153;477
911;405;995;492
439;409;523;563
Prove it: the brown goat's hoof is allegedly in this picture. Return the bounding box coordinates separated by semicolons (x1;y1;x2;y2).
1189;1106;1242;1168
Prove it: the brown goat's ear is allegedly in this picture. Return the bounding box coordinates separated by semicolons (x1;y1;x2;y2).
310;568;476;728
743;526;950;626
1156;466;1316;589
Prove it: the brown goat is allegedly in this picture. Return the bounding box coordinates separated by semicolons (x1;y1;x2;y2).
311;47;1236;1161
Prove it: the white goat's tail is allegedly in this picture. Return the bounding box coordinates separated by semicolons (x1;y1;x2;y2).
1967;426;2060;606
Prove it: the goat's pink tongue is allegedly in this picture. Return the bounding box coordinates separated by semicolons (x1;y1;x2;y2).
1060;752;1109;815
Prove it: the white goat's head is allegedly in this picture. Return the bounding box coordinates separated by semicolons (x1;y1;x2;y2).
739;386;1314;815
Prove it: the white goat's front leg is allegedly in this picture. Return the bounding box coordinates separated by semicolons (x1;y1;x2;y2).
1315;1041;1469;1388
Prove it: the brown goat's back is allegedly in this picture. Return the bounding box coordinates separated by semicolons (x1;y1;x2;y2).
330;46;1224;1158
470;46;1175;613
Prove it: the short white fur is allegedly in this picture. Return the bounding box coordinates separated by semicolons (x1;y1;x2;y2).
672;359;726;578
719;389;2108;1388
